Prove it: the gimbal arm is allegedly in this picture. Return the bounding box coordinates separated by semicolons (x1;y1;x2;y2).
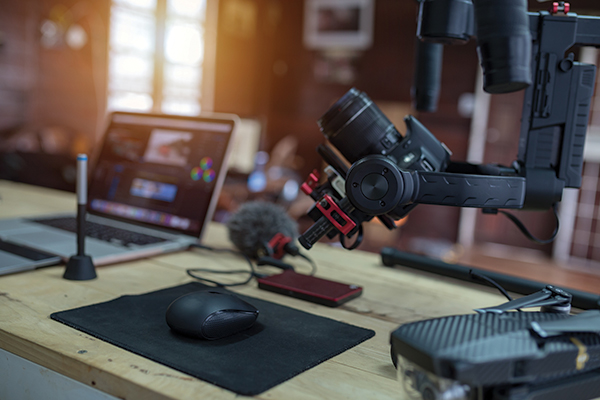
344;156;526;216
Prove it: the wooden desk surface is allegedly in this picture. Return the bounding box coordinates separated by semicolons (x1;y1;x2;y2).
0;181;506;400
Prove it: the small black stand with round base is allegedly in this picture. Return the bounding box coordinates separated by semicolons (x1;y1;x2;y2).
63;154;97;281
63;254;96;281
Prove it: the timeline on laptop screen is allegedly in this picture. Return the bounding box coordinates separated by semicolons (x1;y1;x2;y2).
88;113;233;237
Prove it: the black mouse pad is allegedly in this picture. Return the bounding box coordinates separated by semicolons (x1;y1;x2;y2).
50;282;375;396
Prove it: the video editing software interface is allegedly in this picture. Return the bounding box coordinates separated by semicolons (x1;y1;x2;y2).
88;113;233;237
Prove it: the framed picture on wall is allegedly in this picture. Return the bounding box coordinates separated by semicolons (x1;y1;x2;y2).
303;0;374;50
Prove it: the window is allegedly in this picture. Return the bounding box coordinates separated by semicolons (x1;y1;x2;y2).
107;0;206;115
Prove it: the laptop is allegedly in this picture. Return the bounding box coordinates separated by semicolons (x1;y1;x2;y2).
0;111;238;270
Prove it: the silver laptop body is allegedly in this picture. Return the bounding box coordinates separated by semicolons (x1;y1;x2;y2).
0;111;238;267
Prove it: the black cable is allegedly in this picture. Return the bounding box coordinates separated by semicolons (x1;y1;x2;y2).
469;270;514;302
297;251;317;275
256;256;295;270
186;243;318;286
340;224;364;250
469;270;523;311
186;243;260;287
497;203;559;245
257;252;318;276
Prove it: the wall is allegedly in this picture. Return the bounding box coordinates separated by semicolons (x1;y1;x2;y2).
31;0;109;142
0;0;108;138
0;1;38;131
0;0;108;190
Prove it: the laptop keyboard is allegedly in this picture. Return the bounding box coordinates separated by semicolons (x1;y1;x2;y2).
31;217;168;247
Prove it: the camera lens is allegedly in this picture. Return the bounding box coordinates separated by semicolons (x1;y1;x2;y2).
318;88;400;163
474;0;532;94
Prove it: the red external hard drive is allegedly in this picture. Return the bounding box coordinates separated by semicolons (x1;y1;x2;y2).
256;270;363;307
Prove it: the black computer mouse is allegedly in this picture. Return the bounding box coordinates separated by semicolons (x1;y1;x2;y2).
165;290;259;340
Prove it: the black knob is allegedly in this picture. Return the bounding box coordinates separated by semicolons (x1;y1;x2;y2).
361;173;389;200
346;156;406;215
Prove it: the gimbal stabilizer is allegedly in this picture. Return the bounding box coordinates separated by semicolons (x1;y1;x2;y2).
298;2;600;251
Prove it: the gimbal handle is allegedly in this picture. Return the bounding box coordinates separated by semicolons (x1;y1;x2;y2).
345;155;526;216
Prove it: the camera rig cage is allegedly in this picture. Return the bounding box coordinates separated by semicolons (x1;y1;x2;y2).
297;2;600;251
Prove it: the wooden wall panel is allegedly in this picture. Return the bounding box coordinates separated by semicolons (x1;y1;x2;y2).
0;0;108;191
32;0;109;143
0;1;38;131
0;0;108;147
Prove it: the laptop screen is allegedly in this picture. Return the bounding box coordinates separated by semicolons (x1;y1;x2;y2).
88;112;237;238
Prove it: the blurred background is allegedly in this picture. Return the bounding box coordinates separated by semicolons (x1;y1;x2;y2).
2;0;600;289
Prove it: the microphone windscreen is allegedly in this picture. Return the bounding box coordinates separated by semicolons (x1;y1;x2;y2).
226;201;298;259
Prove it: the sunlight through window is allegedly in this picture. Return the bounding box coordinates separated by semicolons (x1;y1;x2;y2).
108;0;205;115
165;23;203;65
168;0;206;18
113;0;157;10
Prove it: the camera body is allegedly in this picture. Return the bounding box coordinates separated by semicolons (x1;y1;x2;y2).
378;114;450;176
319;88;452;221
298;89;451;250
318;88;451;173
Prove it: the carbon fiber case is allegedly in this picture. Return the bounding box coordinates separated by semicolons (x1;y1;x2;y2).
390;312;600;387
